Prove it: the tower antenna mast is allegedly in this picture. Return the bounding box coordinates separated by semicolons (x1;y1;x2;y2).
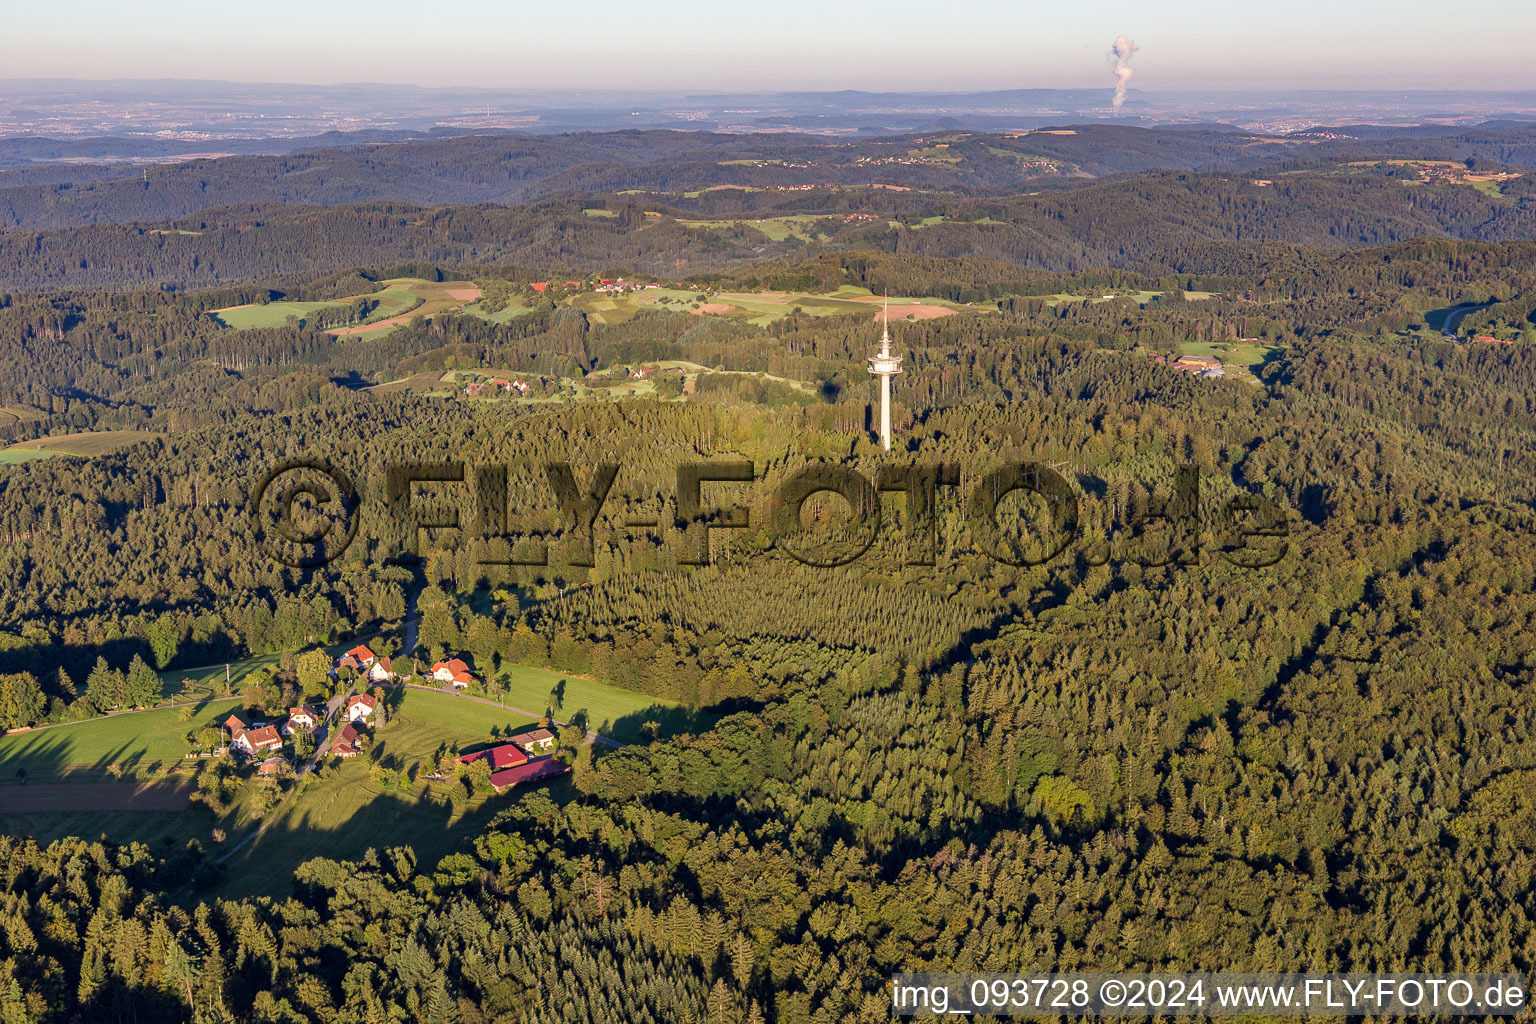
867;290;903;451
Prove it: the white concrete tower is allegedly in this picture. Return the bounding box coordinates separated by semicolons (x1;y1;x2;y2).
867;295;903;451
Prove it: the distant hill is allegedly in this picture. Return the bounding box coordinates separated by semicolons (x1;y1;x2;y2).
3;123;1536;232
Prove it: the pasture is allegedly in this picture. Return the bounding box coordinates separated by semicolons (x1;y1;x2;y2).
209;278;481;335
1176;340;1285;379
496;665;716;743
210;299;351;329
0;697;240;780
0;430;157;461
575;283;970;327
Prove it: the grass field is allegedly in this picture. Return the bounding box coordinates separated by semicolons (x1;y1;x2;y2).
0;697;241;779
0;430;157;462
0;656;708;898
1176;340;1285;380
0;405;44;429
195;688;543;899
209;278;474;333
572;283;970;328
675;213;839;242
211;298;350;329
496;665;717;743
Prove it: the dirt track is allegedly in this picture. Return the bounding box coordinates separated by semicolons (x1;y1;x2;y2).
0;779;192;813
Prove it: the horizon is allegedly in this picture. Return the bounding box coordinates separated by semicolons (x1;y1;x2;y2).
8;0;1535;93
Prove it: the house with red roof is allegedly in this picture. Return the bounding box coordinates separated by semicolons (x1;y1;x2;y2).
431;658;475;689
344;644;376;666
490;758;570;791
331;722;363;758
232;723;283;756
257;756;287;776
282;707;318;736
457;743;529;771
345;693;376;723
367;657;394;683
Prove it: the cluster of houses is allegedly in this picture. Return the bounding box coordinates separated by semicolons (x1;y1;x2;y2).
454;728;567;791
224;690;378;768
594;278;659;293
335;644;394;684
464;377;533;397
1152;353;1227;378
216;641;567;793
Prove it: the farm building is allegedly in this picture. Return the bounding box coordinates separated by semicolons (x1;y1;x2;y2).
345;694;376;723
457;743;528;771
490;758;570;791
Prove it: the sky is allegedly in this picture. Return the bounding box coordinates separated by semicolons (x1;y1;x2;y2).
5;0;1534;92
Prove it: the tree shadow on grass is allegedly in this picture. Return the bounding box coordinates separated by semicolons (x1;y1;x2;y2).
600;703;723;745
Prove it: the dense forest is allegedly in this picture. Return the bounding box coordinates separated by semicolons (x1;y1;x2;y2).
3;124;1536;1021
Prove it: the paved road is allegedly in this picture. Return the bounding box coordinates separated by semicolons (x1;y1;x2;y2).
1438;301;1494;337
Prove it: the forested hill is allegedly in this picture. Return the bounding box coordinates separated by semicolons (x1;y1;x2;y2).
2;167;1533;291
4;122;1536;230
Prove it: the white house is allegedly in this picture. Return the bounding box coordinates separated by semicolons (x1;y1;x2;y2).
345;693;376;723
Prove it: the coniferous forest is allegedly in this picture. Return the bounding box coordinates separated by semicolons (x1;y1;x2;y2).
1;124;1536;1022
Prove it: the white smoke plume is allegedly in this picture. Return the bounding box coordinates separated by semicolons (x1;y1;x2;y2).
1109;35;1138;111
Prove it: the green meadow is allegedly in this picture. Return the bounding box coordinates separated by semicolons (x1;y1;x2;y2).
0;698;242;778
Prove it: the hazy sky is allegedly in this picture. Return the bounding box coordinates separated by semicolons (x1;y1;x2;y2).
7;0;1533;92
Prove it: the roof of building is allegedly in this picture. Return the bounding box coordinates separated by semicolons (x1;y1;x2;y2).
242;724;282;748
257;757;287;774
333;722;362;752
289;706;315;719
490;757;570;790
518;728;557;746
224;714;247;734
457;743;529;770
345;644;376;662
431;658;474;685
346;693;376;712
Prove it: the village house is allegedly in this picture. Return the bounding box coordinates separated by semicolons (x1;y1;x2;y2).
431;658;475;689
368;657;394;683
345;693;376;723
343;644;376;667
229;720;283;757
282;706;318;736
515;728;557;756
257;756;287;776
331;722;363;758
